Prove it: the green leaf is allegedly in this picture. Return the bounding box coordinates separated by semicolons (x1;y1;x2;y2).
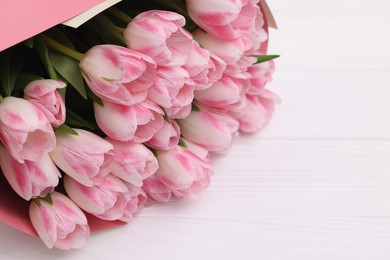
34;35;58;79
251;54;280;64
66;109;97;130
57;86;67;102
45;28;75;49
55;124;79;135
14;73;44;91
23;38;34;48
161;108;171;124
178;138;188;148
86;87;103;106
42;194;53;205
48;50;87;99
0;47;26;96
191;103;200;112
33;199;41;207
83;14;127;46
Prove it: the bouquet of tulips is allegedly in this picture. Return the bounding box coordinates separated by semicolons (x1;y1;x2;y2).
0;0;278;249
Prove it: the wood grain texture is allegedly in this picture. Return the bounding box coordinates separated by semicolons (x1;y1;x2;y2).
1;0;390;259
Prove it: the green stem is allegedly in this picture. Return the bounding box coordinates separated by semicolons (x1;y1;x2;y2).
0;94;3;102
42;34;84;61
107;6;133;24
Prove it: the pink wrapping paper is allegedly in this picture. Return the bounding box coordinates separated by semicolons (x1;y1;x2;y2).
0;0;105;52
0;1;274;237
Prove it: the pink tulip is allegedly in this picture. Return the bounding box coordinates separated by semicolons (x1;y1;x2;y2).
121;182;147;222
49;129;113;187
153;141;214;198
0;147;60;201
124;10;194;66
224;55;256;81
156;84;195;119
147;66;190;108
183;42;221;90
145;119;180;150
187;0;267;49
208;54;228;87
64;174;145;222
193;30;253;66
80;44;156;106
94;99;164;143
178;106;239;153
257;89;281;116
143;175;172;203
23;79;66;127
246;60;275;95
143;139;215;202
108;138;158;186
0;96;56;163
194;74;247;109
230;91;280;133
29;192;90;249
161;82;196;119
164;103;192;119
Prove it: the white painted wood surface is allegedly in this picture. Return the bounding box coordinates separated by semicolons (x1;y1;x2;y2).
1;0;390;259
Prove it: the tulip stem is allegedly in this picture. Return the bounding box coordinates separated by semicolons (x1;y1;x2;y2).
107;6;133;24
0;94;3;102
42;34;84;61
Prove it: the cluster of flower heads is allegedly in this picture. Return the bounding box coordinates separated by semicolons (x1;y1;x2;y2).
0;0;278;249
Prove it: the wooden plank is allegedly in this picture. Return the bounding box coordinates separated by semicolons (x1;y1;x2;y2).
2;141;389;259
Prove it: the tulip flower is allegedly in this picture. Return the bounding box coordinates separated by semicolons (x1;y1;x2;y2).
24;79;66;127
194;74;247;109
151;140;214;199
178;106;239;153
164;103;192;119
49;129;113;187
0;146;60;200
143;175;172;203
0;96;56;163
147;66;190;108
145;119;180;150
121;182;147;222
187;0;267;50
94;99;164;143
182;43;214;90
108;138;158;186
80;44;156;106
193;30;253;66
29;192;90;249
64;174;146;222
124;10;194;66
246;60;275;95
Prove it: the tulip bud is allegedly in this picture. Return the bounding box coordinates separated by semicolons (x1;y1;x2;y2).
0;96;56;163
24;79;66;127
108;139;158;186
49;129;113;187
178;106;239;153
151;141;214;199
0;146;60;200
145;120;180;150
94;100;164;143
64;175;146;222
29;192;90;249
124;10;194;66
80;44;156;106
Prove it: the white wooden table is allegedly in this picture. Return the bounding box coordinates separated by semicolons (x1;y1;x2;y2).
1;0;390;259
